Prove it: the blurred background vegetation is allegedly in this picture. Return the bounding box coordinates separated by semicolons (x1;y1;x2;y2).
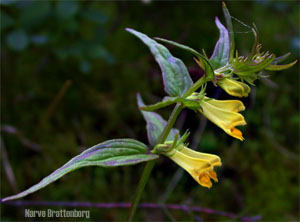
1;1;299;221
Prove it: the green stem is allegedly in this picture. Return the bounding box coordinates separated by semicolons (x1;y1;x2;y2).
183;76;209;97
127;159;155;221
158;104;183;144
127;77;208;221
127;105;182;221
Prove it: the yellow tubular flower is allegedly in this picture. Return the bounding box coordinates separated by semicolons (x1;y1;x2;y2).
168;145;222;188
217;78;250;98
200;97;246;141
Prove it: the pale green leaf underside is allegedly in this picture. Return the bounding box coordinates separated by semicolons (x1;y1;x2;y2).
126;28;193;97
137;94;179;146
2;139;158;202
210;17;230;69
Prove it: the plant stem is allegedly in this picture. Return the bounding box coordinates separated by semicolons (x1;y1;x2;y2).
184;76;209;97
127;160;156;221
158;104;183;144
127;77;208;221
127;104;182;221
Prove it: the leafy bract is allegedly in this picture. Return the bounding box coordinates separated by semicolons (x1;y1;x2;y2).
233;53;275;84
234;54;275;74
265;53;298;71
126;28;193;97
2;139;158;202
210;17;230;69
137;94;180;146
265;60;298;71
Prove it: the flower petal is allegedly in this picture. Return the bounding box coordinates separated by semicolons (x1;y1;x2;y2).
203;96;245;112
168;149;221;188
179;146;221;166
198;173;213;188
217;78;250;98
200;99;246;140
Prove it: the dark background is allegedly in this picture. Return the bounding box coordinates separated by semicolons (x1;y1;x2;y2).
1;1;299;221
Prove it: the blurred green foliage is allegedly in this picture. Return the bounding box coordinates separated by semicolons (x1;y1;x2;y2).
1;1;299;221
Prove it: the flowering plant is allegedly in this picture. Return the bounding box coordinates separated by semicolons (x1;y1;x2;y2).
2;2;296;221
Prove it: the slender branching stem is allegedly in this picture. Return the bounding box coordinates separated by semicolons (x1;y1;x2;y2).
127;77;209;221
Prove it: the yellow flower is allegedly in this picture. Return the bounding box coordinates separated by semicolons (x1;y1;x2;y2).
199;96;246;141
217;78;250;98
168;145;222;188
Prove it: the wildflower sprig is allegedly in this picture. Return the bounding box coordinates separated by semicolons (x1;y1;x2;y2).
156;4;297;97
153;132;222;188
2;3;296;222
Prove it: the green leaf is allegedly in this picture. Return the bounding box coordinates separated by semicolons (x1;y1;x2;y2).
6;30;28;51
127;28;193;97
155;37;202;58
265;60;297;71
2;139;158;202
233;54;275;84
137;94;180;145
140;97;178;111
176;97;200;110
234;54;275;74
265;53;297;71
140;96;199;112
222;2;235;62
210;17;230;69
155;37;214;80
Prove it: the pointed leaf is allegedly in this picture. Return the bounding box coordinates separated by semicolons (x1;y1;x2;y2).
155;37;214;79
126;28;193;97
140;96;200;112
137;94;180;145
210;17;230;69
140;96;179;111
155;37;202;58
2;139;158;202
272;53;291;64
234;55;275;74
265;60;297;71
222;2;235;62
232;53;275;84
